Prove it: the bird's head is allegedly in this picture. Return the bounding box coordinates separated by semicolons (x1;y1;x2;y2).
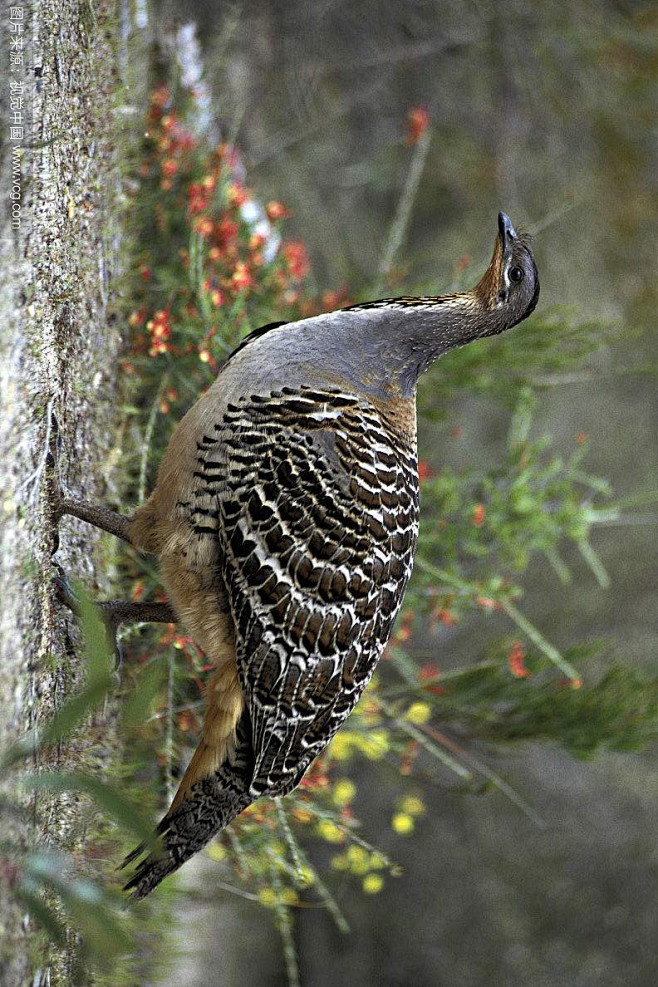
470;211;539;336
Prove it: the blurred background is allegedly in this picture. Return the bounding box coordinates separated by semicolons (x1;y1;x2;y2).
147;2;657;984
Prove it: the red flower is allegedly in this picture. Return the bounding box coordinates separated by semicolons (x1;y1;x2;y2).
473;503;485;527
418;459;433;483
282;241;310;281
227;183;248;208
216;218;239;246
231;261;253;291
405;106;430;145
187;182;209;215
507;640;530;678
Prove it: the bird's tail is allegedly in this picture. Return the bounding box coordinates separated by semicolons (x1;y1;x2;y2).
121;718;255;899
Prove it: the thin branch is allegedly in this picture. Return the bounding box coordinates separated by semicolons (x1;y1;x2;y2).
375;125;432;295
419;724;546;828
500;600;580;681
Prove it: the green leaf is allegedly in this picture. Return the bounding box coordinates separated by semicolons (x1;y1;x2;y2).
121;660;165;730
16;888;68;947
22;771;153;843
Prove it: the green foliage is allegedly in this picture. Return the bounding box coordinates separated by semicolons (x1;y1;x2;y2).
0;588;171;978
417;392;612;586
434;661;658;758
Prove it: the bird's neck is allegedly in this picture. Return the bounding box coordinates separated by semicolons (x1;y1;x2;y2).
338;289;503;399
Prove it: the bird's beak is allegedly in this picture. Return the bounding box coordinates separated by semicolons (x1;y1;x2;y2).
498;212;516;260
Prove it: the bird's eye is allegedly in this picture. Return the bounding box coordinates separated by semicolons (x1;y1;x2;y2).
509;266;524;283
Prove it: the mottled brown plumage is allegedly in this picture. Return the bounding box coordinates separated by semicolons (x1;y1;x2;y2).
52;212;538;898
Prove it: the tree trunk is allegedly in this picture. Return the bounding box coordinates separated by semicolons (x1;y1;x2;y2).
0;2;128;982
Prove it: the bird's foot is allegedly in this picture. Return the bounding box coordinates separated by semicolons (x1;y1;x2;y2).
52;564;125;668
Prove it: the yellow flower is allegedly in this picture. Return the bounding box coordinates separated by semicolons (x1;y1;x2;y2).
400;795;425;816
257;887;278;908
392;812;415;835
362;874;384;894
297;865;315;887
205;843;227;861
360;729;389;760
317;820;345;844
405;702;431;724
279;888;298;906
346;845;369;875
333;779;357;805
331;854;348;871
329;734;353;760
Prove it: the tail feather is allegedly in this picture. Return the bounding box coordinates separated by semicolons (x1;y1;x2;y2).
122;777;252;899
121;715;256;899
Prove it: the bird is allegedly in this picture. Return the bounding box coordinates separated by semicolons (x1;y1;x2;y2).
51;211;538;898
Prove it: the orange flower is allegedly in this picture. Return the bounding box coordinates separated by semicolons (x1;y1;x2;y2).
266;200;289;220
128;306;146;328
438;608;456;627
194;216;214;238
405;106;430;145
282;241;310;280
198;348;218;370
227;182;248;208
507;640;530;678
146;309;172;356
249;232;266;252
473;503;485;527
231;261;253;291
418;459;433;483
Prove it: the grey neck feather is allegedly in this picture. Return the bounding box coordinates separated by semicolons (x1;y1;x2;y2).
293;297;509;399
220;292;526;406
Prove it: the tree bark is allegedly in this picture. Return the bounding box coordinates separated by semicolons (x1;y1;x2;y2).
0;2;127;982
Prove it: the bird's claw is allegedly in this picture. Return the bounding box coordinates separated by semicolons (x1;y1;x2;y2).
52;564;124;669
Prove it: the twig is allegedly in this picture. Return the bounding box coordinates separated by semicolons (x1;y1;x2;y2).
500;600;579;681
165;651;175;804
138;372;169;505
275;799;306;885
378;698;471;780
419;724;545;828
375;125;432;295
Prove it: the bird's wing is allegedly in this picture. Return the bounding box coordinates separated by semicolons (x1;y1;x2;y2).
204;385;419;797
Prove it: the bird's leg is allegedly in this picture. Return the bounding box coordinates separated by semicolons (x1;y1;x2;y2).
54;570;177;667
46;410;135;549
46;411;174;665
55;495;134;544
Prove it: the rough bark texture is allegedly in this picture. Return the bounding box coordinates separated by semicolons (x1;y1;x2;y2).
0;2;124;983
